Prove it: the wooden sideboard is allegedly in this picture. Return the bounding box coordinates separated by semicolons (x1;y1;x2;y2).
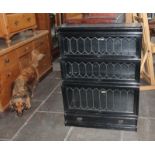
0;13;37;46
0;30;52;112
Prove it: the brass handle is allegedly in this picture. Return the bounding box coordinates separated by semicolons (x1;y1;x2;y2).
4;58;10;63
7;72;12;77
14;20;19;26
27;17;31;22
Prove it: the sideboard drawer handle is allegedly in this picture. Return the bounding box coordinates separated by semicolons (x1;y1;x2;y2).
14;20;19;26
7;72;12;77
27;17;31;22
4;58;10;63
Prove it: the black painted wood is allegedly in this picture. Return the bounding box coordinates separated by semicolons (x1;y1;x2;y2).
61;58;141;84
58;24;142;131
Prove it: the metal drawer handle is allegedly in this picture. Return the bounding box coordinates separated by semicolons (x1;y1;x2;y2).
4;58;10;63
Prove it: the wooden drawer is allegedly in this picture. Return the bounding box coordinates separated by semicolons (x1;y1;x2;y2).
37;55;51;76
16;42;33;57
0;51;18;69
65;113;137;131
7;13;26;33
34;35;48;48
22;13;36;28
7;13;36;33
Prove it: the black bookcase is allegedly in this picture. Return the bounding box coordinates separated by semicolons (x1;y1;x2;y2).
58;24;142;131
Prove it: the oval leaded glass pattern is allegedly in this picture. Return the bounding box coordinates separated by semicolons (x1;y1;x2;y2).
62;36;137;57
65;86;135;113
62;61;137;81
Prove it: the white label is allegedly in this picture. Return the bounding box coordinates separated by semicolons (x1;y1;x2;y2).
98;38;105;41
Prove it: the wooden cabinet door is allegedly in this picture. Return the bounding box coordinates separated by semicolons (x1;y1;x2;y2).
37;54;51;77
0;64;20;111
36;44;51;77
35;13;52;60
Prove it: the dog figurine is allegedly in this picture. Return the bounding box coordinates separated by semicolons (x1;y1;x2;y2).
9;50;44;116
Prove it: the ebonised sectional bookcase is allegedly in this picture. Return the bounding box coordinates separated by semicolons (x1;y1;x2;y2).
59;24;142;131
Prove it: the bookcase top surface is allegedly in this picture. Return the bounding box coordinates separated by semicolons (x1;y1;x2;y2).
58;23;142;32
